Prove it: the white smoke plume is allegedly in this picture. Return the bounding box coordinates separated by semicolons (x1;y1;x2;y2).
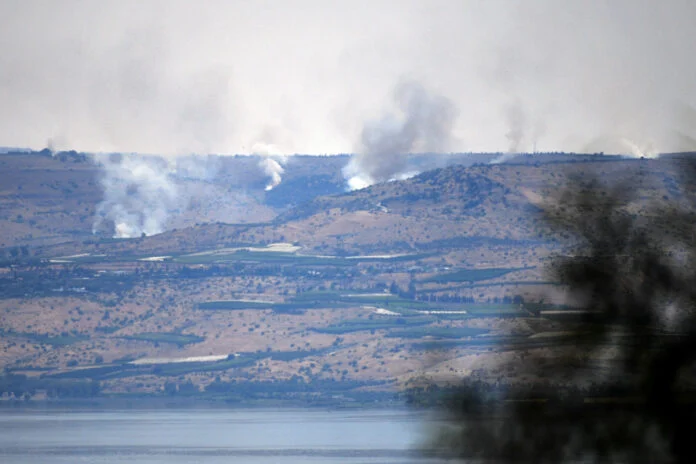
92;155;180;238
620;138;657;159
262;158;285;191
581;134;660;159
343;80;458;190
252;142;287;191
505;102;527;154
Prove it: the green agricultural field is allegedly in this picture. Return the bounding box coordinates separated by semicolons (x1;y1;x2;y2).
120;332;204;347
45;350;324;381
314;316;435;334
150;356;259;376
268;350;325;362
26;333;88;346
45;356;256;380
291;290;428;309
175;250;352;266
421;267;532;283
417;280;560;294
175;249;433;266
337;294;427;308
461;303;528;318
197;292;428;313
94;326;121;334
47;365;145;380
47;253;158;264
385;326;490;339
409;332;588;351
345;252;435;262
197;300;276;310
196;300;344;313
0;329;88;346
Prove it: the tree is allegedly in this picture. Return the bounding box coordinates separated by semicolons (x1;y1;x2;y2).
163;381;177;396
389;281;401;295
426;161;696;463
407;280;417;299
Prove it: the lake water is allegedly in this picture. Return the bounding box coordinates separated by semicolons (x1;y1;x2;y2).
0;408;442;463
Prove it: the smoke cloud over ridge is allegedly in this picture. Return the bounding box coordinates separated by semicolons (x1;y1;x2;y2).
344;81;458;189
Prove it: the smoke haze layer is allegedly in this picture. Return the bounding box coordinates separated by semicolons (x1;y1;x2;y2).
1;1;696;155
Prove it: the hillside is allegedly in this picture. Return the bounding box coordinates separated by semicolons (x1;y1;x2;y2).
0;150;503;249
1;153;694;404
33;155;686;260
0;151;348;248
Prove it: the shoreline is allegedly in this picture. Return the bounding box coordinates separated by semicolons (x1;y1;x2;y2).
0;394;412;411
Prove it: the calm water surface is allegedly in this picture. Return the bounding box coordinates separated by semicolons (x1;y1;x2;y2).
0;408;440;463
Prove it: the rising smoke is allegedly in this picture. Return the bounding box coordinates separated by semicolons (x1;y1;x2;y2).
490;102;530;164
92;153;226;238
261;157;286;191
505;102;527;154
343;80;458;190
92;155;180;238
251;142;287;191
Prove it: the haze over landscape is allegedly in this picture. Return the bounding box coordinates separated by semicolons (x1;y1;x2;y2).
2;0;696;156
2;1;696;463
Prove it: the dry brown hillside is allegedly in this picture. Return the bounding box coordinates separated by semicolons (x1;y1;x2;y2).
2;153;695;402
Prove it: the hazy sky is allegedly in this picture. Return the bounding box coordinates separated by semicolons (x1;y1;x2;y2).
1;0;695;155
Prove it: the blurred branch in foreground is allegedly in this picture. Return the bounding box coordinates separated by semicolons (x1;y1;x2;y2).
421;159;696;463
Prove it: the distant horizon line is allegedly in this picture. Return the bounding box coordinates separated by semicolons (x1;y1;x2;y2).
2;147;679;159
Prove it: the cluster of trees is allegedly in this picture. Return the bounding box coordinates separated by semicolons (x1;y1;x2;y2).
0;374;100;400
427;161;696;462
156;377;393;405
388;281;417;299
203;377;390;402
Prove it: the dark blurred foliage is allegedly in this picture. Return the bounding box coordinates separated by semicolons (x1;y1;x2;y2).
424;160;696;463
